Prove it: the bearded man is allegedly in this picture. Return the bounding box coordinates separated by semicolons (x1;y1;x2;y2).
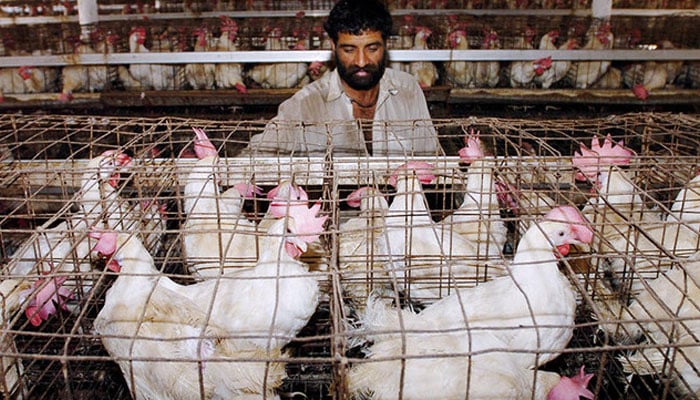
242;0;442;156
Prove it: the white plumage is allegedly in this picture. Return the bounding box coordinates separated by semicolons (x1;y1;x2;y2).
348;206;595;398
92;230;286;400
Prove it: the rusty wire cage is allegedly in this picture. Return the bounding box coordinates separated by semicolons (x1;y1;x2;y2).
0;112;699;399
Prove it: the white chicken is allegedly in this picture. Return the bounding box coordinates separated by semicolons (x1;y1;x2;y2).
307;24;332;82
407;26;439;88
513;26;538;50
338;186;391;315
443;28;474;88
670;168;700;228
438;131;507;260
184;25;216;90
389;15;415;73
0;67;33;102
120;26;177;91
573;135;699;294
349;326;595;400
7;151;165;326
509;56;553;88
90;230;287;400
591;67;623;89
383;162;503;303
471;29;501;88
567;23;614;89
535;30;577;89
8;151;131;271
349;205;595;398
247;27;309;89
624;40;684;100
257;179;329;275
598;252;700;397
182;127;261;276
215;16;247;93
0;278;30;399
0;62;58;101
59;31;119;101
95;196;324;350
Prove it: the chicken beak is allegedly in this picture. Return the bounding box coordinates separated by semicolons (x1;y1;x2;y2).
284;237;307;259
556;243;571;257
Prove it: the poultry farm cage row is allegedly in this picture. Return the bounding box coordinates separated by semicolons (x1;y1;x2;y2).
0;112;699;399
1;11;700;103
2;0;698;16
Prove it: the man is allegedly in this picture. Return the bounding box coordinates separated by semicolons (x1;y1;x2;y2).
241;0;442;157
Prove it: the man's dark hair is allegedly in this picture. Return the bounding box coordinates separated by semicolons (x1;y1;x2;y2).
324;0;393;43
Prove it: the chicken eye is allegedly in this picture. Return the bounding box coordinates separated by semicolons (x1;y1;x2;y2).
558;231;565;237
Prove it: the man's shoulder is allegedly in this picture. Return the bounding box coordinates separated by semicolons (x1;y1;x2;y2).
284;73;333;104
383;68;422;91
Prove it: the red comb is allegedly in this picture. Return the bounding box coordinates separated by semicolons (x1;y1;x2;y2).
388;161;436;187
191;127;218;159
233;183;263;198
458;130;483;162
287;201;328;243
572;134;634;181
590;134;634;164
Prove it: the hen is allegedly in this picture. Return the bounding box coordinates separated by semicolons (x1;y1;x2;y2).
471;29;501;88
0;279;31;399
349;326;594;400
624;40;684;100
215;16;247;93
407;26;439;88
7;151;139;325
91;230;287;400
598;252;700;397
120;26;177;91
59;31;118;101
438;131;507;260
669;168;700;227
349;206;594;398
0;67;34;101
574;135;699;294
0;62;58;101
535;30;577;89
247;27;309;89
509;56;553;88
383;162;503;303
338;186;390;315
443;28;474;88
567;23;614;89
99;193;325;350
184;25;216;90
182;127;261;276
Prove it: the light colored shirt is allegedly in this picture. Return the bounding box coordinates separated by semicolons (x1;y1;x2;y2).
241;68;443;157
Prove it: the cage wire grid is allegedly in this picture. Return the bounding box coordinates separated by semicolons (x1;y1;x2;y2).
0;112;698;399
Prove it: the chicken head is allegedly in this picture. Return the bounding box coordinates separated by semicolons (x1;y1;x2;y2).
387;161;436;187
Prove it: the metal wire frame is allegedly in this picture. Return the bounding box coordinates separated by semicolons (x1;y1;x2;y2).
0;112;698;399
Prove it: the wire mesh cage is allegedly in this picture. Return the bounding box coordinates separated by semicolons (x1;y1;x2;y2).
0;112;699;399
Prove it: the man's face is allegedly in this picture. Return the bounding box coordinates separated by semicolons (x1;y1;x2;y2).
333;30;387;91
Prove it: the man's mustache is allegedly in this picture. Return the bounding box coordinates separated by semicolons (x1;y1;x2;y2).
347;65;379;74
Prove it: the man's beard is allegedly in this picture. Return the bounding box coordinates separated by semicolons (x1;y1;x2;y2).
335;52;386;91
